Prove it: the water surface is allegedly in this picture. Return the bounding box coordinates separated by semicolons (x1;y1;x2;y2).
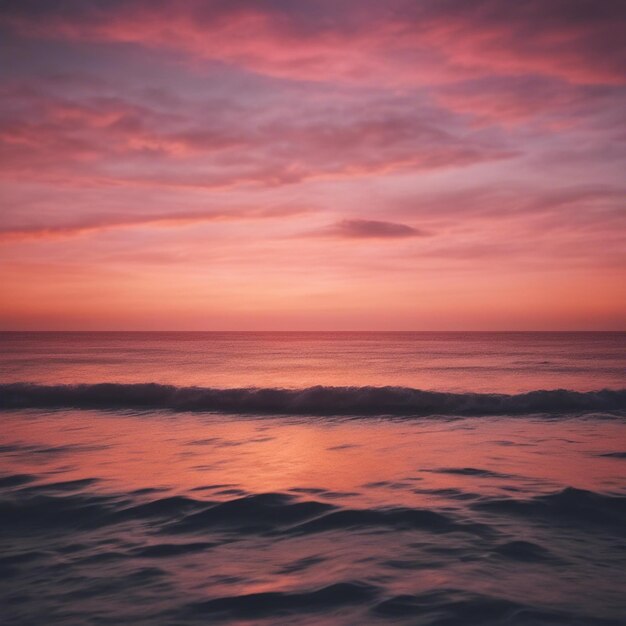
1;332;625;625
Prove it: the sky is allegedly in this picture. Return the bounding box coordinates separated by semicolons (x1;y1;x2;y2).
0;0;625;330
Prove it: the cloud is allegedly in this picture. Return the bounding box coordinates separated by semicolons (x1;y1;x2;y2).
322;219;428;240
0;85;514;191
0;206;310;242
2;0;624;86
435;77;616;127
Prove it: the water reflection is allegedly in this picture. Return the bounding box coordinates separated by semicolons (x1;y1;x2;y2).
1;409;625;625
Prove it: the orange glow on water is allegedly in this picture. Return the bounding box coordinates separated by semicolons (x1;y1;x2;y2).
5;410;624;501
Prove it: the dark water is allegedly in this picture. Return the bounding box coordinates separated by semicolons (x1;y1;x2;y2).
1;332;625;625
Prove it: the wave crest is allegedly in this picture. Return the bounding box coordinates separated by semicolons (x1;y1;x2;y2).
1;383;625;416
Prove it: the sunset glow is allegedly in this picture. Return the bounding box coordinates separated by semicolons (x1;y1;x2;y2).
1;0;625;329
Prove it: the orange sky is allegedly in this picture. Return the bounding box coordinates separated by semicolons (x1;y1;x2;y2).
1;0;625;330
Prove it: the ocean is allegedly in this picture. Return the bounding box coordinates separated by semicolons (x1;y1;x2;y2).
1;332;625;625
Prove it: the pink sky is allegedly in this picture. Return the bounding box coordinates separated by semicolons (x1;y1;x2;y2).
1;0;625;330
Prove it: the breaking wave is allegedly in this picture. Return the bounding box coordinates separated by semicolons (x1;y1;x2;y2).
1;382;625;416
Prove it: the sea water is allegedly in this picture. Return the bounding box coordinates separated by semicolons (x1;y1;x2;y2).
1;332;625;625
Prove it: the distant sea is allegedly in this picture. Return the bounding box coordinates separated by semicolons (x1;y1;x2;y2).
1;332;625;625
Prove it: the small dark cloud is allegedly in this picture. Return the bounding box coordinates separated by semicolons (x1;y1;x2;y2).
327;219;428;239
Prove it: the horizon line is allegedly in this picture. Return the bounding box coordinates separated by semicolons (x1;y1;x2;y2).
1;330;625;334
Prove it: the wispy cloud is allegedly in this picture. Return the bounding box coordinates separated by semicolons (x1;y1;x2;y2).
3;0;624;85
0;86;514;192
0;206;311;242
